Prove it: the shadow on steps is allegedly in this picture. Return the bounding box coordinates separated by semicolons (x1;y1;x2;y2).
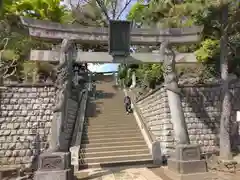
94;90;115;99
85;99;102;118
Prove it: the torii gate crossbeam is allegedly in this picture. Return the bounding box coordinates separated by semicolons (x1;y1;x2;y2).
20;17;203;45
29;50;198;63
20;17;202;63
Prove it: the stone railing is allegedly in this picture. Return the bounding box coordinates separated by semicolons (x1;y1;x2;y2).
134;82;240;157
70;88;88;171
126;90;163;165
0;83;56;170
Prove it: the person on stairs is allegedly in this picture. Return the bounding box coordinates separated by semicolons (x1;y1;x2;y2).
124;95;132;114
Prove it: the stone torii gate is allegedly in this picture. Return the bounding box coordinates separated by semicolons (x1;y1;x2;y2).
20;17;208;180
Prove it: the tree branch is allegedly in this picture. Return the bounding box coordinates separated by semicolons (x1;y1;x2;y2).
0;38;18;79
116;0;132;20
96;0;110;21
70;0;88;9
3;65;17;79
111;0;118;19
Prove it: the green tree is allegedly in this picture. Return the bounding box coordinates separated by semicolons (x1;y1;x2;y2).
4;0;67;22
0;0;69;82
126;0;240;157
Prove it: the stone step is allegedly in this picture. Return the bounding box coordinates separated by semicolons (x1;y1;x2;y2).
78;81;153;170
80;149;150;158
79;158;154;169
79;154;152;167
85;121;137;127
83;124;138;131
82;129;140;136
81;140;145;148
85;122;136;127
86;114;132;118
81;136;143;144
80;144;149;153
81;131;142;139
85;118;136;123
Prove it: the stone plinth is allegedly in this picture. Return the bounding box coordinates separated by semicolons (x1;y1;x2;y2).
35;169;72;180
34;152;73;180
152;141;162;165
165;144;211;180
163;167;213;180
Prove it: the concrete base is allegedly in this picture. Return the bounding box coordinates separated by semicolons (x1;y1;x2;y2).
165;144;209;179
34;169;73;180
163;167;213;180
152;141;162;165
168;158;207;174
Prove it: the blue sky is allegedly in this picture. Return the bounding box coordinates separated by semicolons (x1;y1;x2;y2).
63;0;136;72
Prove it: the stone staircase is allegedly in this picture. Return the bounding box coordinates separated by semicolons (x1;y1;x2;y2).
79;79;152;169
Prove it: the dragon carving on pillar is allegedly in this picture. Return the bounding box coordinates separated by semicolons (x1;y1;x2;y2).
48;39;73;152
161;41;181;94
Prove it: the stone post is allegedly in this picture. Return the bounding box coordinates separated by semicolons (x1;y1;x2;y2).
161;41;190;145
34;39;75;180
161;42;210;180
130;71;136;89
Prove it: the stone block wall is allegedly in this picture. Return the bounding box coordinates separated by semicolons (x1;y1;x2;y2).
0;84;56;169
136;82;240;156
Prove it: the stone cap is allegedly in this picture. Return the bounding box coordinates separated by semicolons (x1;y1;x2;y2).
20;16;203;36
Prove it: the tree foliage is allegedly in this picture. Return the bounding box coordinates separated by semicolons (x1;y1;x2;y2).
119;0;240;88
0;0;70;83
0;0;136;82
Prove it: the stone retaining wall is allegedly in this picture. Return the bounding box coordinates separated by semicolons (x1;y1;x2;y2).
136;82;240;156
0;84;56;169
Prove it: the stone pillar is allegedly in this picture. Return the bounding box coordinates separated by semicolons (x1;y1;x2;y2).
161;42;210;179
130;71;136;89
161;41;189;145
48;39;74;152
114;72;119;86
34;39;76;180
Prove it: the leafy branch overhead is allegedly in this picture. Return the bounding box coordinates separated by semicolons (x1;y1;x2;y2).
0;0;135;82
0;0;69;83
119;0;240;89
71;0;134;26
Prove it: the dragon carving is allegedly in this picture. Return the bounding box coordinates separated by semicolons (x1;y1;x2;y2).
161;41;181;95
48;39;73;152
